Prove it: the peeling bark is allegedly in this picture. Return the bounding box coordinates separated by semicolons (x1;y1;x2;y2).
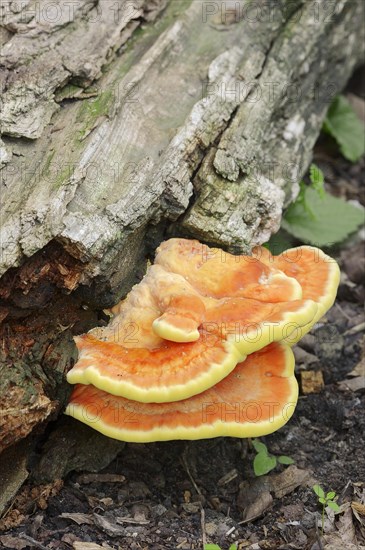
0;0;167;138
0;0;364;451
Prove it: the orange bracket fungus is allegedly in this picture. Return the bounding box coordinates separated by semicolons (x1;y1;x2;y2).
66;238;340;442
66;343;298;443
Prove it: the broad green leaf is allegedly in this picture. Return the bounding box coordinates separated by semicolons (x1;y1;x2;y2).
313;485;325;499
327;501;340;513
277;455;295;465
282;188;364;246
252;439;268;454
323;95;365;162
319;497;326;505
229;545;238;550
326;491;336;500
254;452;277;476
204;545;222;550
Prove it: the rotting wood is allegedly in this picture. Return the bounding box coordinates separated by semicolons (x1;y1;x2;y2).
0;0;364;452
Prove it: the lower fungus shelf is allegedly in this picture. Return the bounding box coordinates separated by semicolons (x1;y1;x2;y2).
65;342;298;443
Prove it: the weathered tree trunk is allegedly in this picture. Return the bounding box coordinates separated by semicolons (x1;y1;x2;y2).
0;0;364;452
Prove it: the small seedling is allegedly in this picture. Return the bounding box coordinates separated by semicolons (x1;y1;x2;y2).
281;162;364;247
313;484;341;533
251;439;294;476
204;544;237;550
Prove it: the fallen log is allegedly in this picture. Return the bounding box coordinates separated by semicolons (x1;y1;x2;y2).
0;0;364;452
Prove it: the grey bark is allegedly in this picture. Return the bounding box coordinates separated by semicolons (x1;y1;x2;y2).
0;0;364;452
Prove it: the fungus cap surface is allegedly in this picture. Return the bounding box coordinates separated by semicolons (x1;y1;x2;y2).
252;245;340;342
102;264;206;346
65;342;298;443
155;238;303;303
67;330;243;403
67;295;316;402
205;297;318;354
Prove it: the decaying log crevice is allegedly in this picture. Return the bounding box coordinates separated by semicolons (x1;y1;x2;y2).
0;0;364;452
0;241;95;452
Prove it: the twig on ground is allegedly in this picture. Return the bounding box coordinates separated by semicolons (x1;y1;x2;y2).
181;447;207;548
181;448;203;498
201;505;207;548
344;322;365;336
19;533;49;550
335;302;353;321
314;516;324;550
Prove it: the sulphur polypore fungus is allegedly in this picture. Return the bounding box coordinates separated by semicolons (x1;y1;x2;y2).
66;342;298;443
66;238;340;442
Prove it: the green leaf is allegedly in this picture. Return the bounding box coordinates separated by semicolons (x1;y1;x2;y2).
252;439;268;455
319;497;326;505
282;188;364;246
313;485;325;499
327;501;341;513
254;452;277;476
229;545;238;550
326;491;336;500
323;95;365;162
277;455;295;465
264;229;295;255
204;545;222;550
309;164;325;198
